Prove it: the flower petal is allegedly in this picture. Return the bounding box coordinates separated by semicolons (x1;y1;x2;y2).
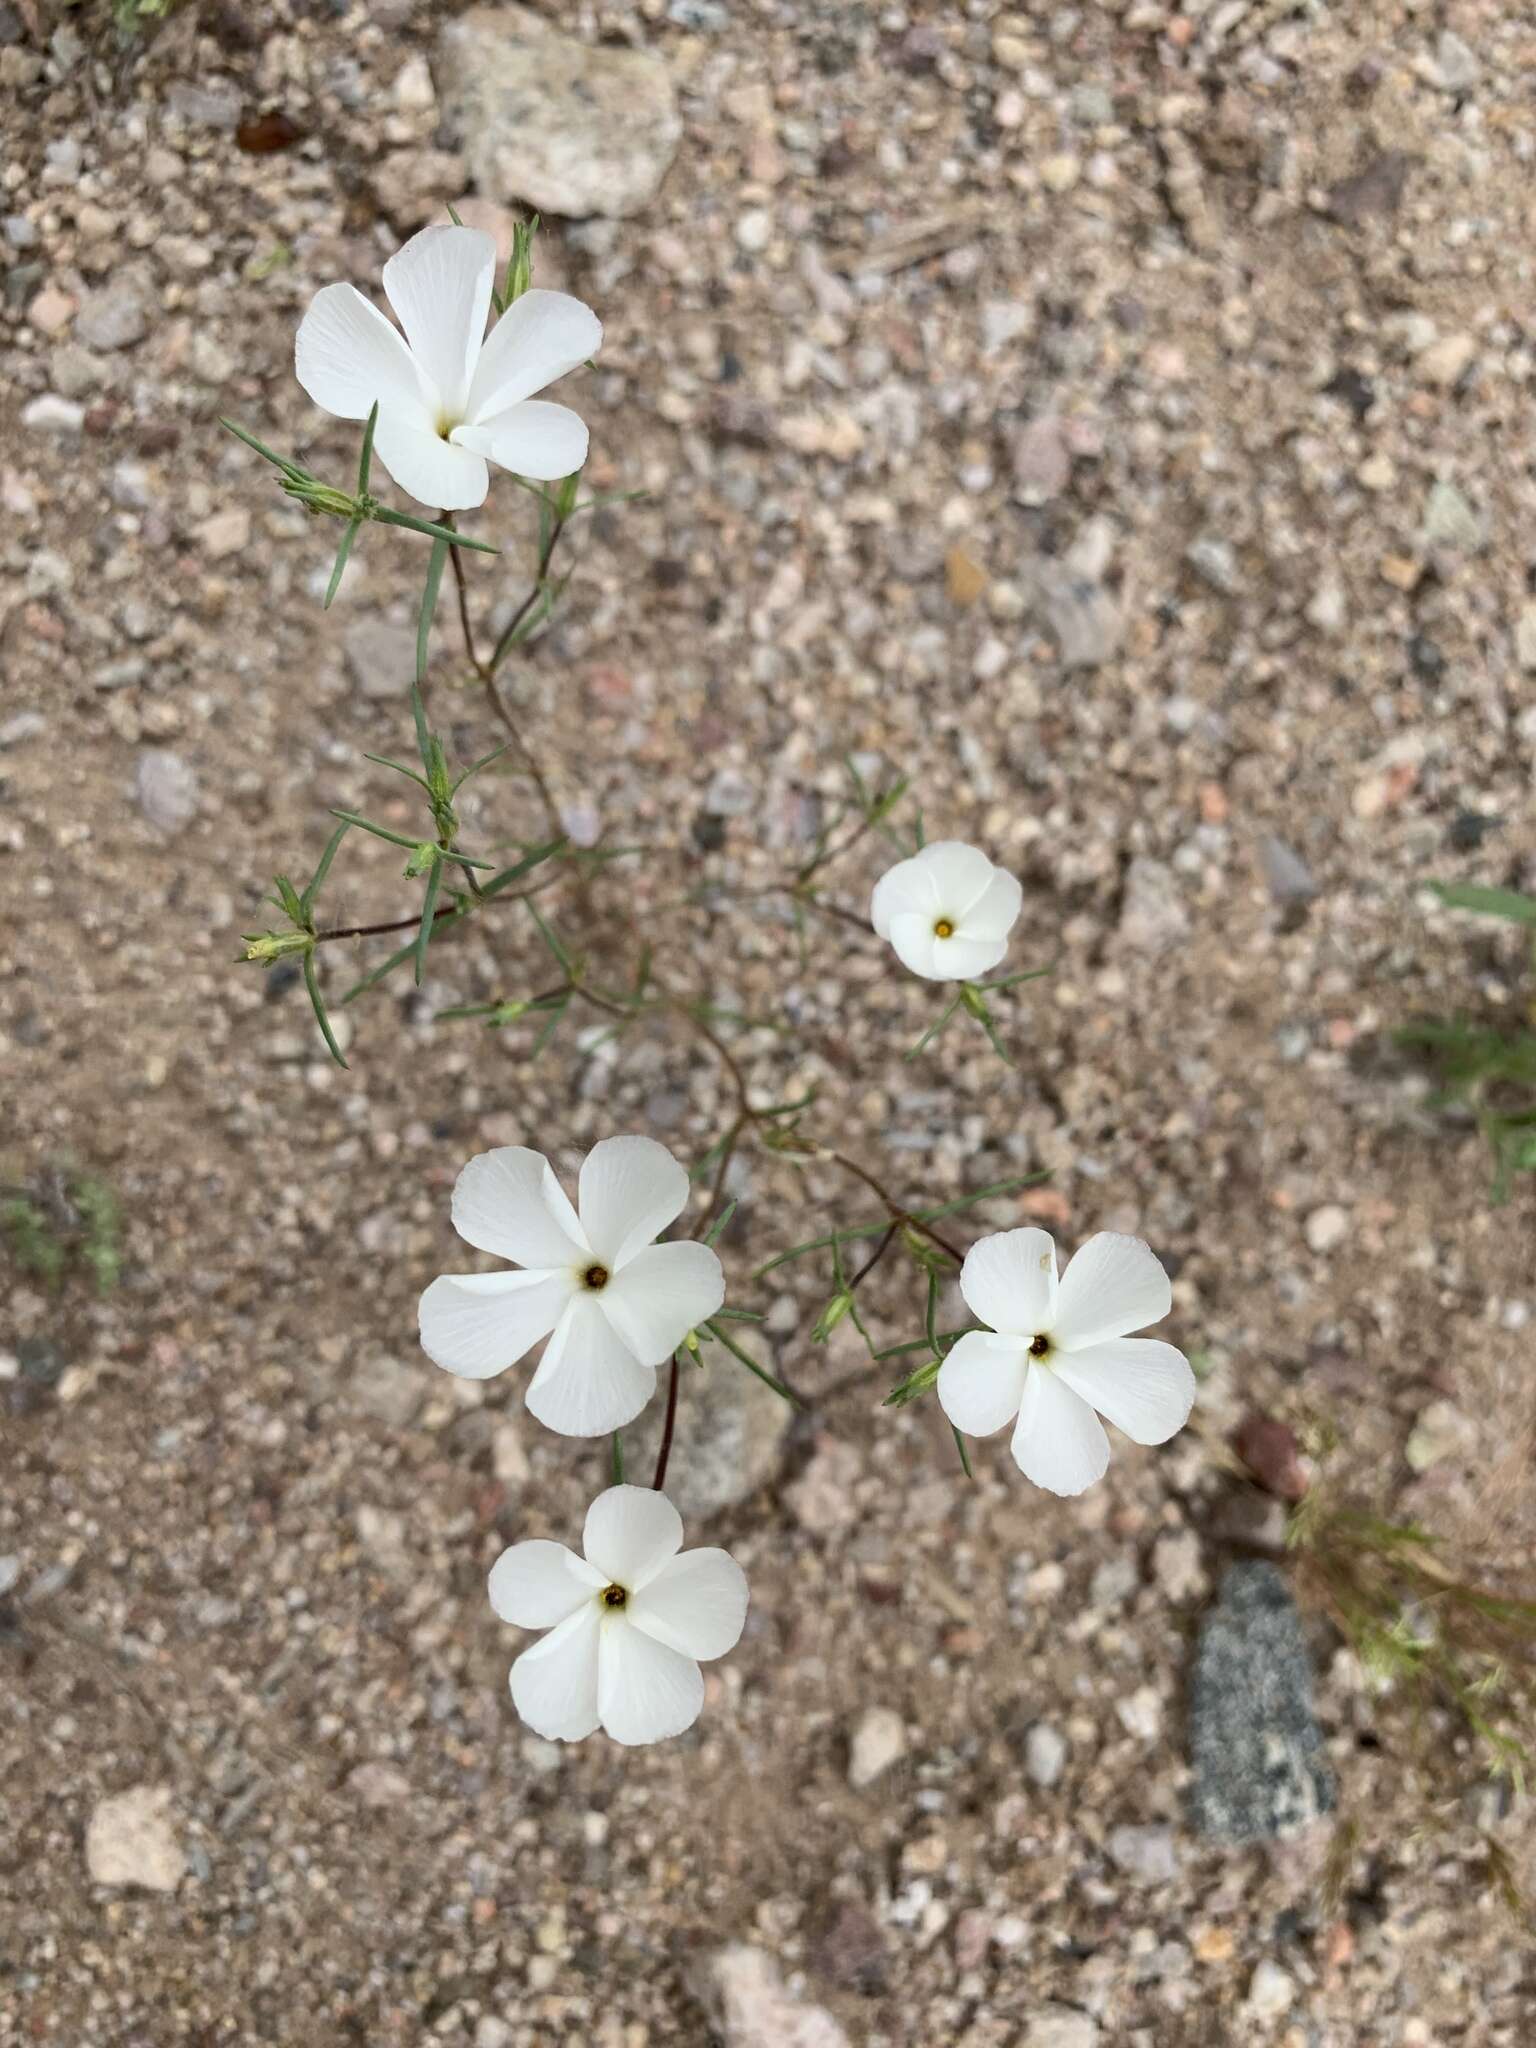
1052;1338;1195;1446
598;1241;725;1367
451;1146;588;1267
577;1135;689;1269
488;1539;601;1628
582;1484;684;1589
959;1227;1058;1337
886;911;943;979
525;1296;656;1437
417;1269;572;1380
510;1603;601;1741
371;411;489;511
928;930;1007;981
1052;1233;1172;1350
454;400;589;482
628;1548;748;1661
918;840;1001;919
294;282;433;425
936;1329;1029;1436
870;854;940;938
598;1617;704;1746
1011;1362;1110;1495
465;288;603;421
963;869;1023;943
381;223;495;421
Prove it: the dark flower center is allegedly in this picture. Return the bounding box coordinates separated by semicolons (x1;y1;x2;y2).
1029;1333;1051;1358
584;1264;610;1291
602;1584;627;1609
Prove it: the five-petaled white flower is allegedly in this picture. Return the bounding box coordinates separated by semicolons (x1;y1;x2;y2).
418;1137;724;1436
937;1228;1194;1495
490;1485;749;1746
871;840;1022;982
295;222;602;511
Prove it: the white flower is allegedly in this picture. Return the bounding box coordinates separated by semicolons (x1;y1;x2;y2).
294;222;602;511
870;840;1022;982
418;1136;724;1436
937;1228;1195;1496
490;1485;749;1746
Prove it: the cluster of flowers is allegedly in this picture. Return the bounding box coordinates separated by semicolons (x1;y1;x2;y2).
295;225;1197;1747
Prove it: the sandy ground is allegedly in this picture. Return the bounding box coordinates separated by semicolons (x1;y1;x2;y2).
2;1;1535;2043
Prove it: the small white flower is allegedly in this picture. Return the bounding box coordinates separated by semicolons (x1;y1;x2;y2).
490;1485;749;1746
418;1136;724;1436
937;1228;1195;1495
294;222;601;511
870;840;1022;982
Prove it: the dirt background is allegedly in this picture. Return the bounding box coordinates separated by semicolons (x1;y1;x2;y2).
2;1;1534;2043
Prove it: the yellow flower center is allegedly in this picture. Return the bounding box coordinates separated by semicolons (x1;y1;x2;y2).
934;917;955;939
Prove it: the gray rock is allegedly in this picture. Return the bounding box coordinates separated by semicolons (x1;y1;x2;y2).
848;1706;906;1788
1023;2013;1099;2048
1012;416;1071;506
1024;1721;1068;1788
75;281;148;352
21;393;84;438
1420;480;1484;551
1185;534;1240;594
350;1353;425;1430
165;80;243;130
1118;857;1189;956
1257;834;1318;908
627;1354;793;1520
1105;1822;1179;1885
1189;1561;1335;1843
1028;560;1122;668
693;1944;850;2048
0;712;45;749
436;6;682;220
135;749;200;834
1426;30;1479;92
344;617;418;702
0;1555;19;1595
1516;602;1536;673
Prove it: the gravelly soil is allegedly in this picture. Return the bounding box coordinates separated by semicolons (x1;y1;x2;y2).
2;2;1534;2043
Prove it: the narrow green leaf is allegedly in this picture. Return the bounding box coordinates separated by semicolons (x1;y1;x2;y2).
417;536;449;687
445;201;465;228
1430;882;1536;928
329;809;434;855
451;742;512;794
362;752;431;792
323;515;363;610
303;952;348;1068
274;873;305;925
300;820;351;920
525;897;572;973
356;401;379;495
220;417;306;478
906;992;962;1061
951;1424;973;1479
702;1198;738;1248
372;506;499;552
610;1432;624;1484
414;855;443;987
480;837;568;900
705;1319;800;1407
530;990;571;1058
711;1306;764;1323
982;963;1054;992
340;935;417;1005
913;1174;1048;1224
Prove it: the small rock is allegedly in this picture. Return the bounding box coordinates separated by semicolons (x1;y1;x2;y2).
0;1556;19;1595
75;281;148;352
194;507;250;560
735;207;773;254
1012;416;1071;506
347;1762;412;1807
1246;1959;1297;2019
1230;1412;1309;1503
476;2022;514;2048
693;1944;850;2048
1119;857;1189;956
166;79;243;130
1151;1528;1207;1603
1516;604;1536;673
350;1353;425;1430
21;393;84;438
27;284;75;336
1416;332;1476;389
1421;30;1479;93
1106;1822;1179;1885
1420;480;1483;551
848;1707;907;1788
1023;2012;1099;2048
85;1786;184;1892
1258;835;1319;909
436;5;682;219
1327;151;1417;225
629;1359;793;1521
395;53;436;112
1304;1204;1349;1254
135;749;200;834
1039;153;1081;194
1305;576;1346;635
1189;1561;1334;1843
1405;1398;1477;1474
0;712;46;749
1186;534;1240;594
1024;1721;1068;1788
344;617;418;701
782;1434;861;1534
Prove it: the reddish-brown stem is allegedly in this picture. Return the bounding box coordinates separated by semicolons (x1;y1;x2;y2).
651;1353;682;1492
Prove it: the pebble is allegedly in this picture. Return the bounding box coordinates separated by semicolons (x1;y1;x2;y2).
1420;480;1483;552
735;208;773;254
0;712;46;749
783;1434;861;1534
1023;2013;1099;2048
1150;1528;1206;1603
1119;858;1190;957
1189;1562;1334;1842
135;749;200;834
628;1355;793;1519
694;1944;850;2048
347;1762;412;1807
21;393;84;437
1404;1398;1477;1474
0;1555;19;1595
1024;1721;1068;1788
1258;835;1319;909
1516;603;1536;673
1421;30;1479;94
344;616;419;702
1012;416;1071;506
1105;1823;1179;1885
437;5;682;219
349;1353;425;1430
75;280;148;352
1303;1204;1349;1254
194;508;251;560
848;1706;907;1788
27;284;75;335
1417;332;1476;388
85;1786;184;1892
1246;1959;1298;2019
1185;534;1240;595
